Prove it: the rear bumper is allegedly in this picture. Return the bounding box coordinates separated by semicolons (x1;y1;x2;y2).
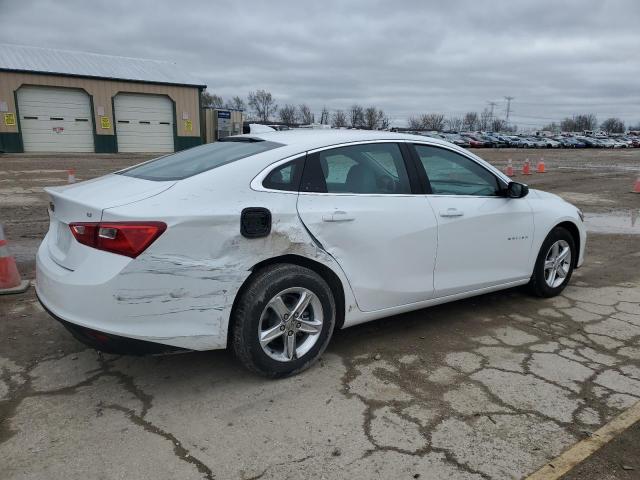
37;293;182;354
36;235;238;351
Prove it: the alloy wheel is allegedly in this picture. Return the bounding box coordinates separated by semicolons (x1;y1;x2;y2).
544;240;572;288
258;287;323;362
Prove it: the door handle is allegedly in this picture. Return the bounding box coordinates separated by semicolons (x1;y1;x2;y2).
439;208;464;218
322;211;355;222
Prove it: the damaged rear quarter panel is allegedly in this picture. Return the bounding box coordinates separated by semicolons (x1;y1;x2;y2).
101;170;355;350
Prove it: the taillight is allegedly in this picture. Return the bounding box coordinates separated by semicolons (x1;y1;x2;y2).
69;222;166;258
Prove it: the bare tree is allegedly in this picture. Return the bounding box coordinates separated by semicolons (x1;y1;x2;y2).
348;104;364;128
379;112;390;130
201;91;224;108
320;107;330;125
279;104;298;126
421;113;445;131
479;108;492;131
576;114;598;131
408;116;423;130
491;118;507;132
331;109;347;128
362;107;389;130
560;114;598;133
600;117;625;134
541;122;560;132
226;96;246;111
463;112;479;131
446;116;463;131
363;107;378;130
560;117;577;132
298;104;315;124
247;90;278;122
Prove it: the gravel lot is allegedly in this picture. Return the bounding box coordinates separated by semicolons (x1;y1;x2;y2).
1;148;639;479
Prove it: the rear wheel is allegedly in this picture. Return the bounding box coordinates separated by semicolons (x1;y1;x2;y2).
528;227;575;297
230;264;335;377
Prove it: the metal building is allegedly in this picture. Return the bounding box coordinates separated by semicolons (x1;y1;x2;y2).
0;44;206;153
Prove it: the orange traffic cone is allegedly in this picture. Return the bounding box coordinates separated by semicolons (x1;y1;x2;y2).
0;224;30;295
633;177;640;193
505;158;514;176
537;158;546;173
67;168;76;184
522;158;532;175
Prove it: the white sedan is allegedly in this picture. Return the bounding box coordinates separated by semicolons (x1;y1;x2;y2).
37;130;586;377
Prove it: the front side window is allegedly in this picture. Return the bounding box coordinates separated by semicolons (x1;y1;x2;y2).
302;143;411;194
414;145;502;196
119;139;283;181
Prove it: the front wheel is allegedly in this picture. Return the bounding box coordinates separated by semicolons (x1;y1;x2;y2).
230;264;336;377
528;227;576;297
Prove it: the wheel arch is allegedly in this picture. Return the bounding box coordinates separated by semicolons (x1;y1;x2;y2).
228;254;346;347
553;221;581;267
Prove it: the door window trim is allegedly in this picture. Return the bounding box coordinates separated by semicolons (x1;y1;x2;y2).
408;142;509;198
299;141;421;196
250;139;511;197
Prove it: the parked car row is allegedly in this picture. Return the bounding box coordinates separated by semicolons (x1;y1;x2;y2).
408;131;640;149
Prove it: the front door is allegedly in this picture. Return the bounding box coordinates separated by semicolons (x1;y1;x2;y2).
296;142;438;312
411;144;534;297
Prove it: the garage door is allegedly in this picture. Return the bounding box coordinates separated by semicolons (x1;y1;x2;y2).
17;86;95;153
114;94;174;153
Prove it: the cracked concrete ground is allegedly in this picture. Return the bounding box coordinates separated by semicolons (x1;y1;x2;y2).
1;151;640;479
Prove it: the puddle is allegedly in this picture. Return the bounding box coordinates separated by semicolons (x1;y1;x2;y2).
557;192;615;206
585;210;640;234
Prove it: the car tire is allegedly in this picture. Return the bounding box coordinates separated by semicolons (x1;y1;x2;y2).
230;264;336;378
528;227;576;298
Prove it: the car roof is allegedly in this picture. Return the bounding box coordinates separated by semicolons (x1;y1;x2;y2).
234;129;453;151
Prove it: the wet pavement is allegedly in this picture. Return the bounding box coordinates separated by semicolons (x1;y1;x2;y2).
1;149;640;479
584;210;640;235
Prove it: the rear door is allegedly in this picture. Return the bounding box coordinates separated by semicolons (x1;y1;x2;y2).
410;144;534;297
296;142;438;312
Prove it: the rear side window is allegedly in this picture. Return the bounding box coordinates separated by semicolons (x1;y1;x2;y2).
301;143;411;194
262;157;305;191
119;139;283;181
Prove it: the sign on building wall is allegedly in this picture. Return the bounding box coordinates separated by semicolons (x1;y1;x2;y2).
100;116;111;129
217;110;231;138
4;113;16;126
184;119;193;132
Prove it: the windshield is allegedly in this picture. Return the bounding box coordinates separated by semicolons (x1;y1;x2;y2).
118;139;284;181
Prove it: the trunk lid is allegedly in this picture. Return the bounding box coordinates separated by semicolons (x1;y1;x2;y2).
45;174;175;270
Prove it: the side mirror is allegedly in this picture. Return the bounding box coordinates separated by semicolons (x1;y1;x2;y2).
506;181;529;198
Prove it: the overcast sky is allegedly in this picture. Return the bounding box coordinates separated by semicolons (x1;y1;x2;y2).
1;0;639;129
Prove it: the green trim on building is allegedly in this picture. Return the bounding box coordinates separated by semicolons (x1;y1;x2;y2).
88;93;98;153
175;136;202;151
111;95;119;153
94;135;117;153
12;89;25;152
171;98;178;151
0;133;22;153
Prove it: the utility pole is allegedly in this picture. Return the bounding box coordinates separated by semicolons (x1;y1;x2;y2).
488;101;498;122
504;96;514;124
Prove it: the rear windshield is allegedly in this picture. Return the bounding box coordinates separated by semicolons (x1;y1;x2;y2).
118;139;283;181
